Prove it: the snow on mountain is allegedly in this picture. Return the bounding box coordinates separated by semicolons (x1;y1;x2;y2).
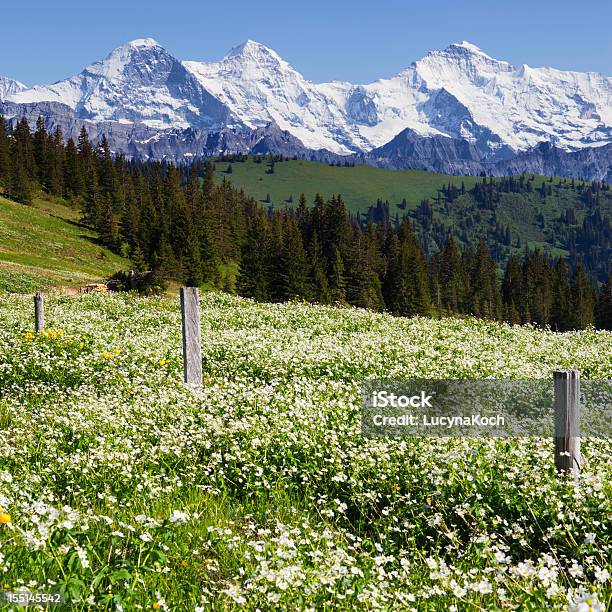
7;38;234;130
5;39;612;157
185;40;612;155
0;76;26;101
387;41;612;152
184;41;356;154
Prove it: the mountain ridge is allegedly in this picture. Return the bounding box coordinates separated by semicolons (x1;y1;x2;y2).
2;38;611;178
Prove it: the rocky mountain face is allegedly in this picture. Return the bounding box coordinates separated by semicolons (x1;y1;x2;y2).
494;142;612;182
2;39;611;179
360;130;612;181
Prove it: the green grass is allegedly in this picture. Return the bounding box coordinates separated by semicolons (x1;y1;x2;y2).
215;158;484;213
0;193;129;292
0;292;610;609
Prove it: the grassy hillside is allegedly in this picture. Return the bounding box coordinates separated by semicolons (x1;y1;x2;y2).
0;292;610;608
0;194;129;292
214;158;484;213
214;158;611;280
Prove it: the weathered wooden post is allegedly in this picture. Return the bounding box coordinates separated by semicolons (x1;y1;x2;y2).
180;287;202;385
553;369;580;477
34;292;44;332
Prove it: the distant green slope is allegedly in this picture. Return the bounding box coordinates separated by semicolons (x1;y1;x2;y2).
0;194;129;292
214;158;483;213
213;158;610;281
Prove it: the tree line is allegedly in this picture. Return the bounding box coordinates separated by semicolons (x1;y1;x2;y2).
0;116;610;330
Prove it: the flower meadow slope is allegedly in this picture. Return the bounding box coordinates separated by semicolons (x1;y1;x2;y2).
0;292;610;610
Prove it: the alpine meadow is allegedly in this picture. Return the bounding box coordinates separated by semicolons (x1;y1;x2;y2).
0;8;612;611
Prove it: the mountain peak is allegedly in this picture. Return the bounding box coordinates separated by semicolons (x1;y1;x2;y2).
0;75;27;101
415;40;511;72
84;38;173;81
224;40;283;63
447;41;487;55
125;37;161;49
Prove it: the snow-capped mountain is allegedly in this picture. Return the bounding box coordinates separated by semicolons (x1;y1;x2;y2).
185;40;612;156
7;38;234;130
184;41;356;154
3;38;611;173
0;76;26;101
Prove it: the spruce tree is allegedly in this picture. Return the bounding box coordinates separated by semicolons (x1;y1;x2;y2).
236;211;271;301
470;241;499;319
308;230;329;303
551;258;570;331
328;247;347;303
502;254;522;322
0;116;10;187
569;264;595;329
595;274;612;330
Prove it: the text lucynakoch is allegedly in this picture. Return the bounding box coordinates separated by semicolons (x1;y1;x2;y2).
371;413;506;428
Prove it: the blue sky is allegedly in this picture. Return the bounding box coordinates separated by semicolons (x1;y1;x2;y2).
2;0;611;86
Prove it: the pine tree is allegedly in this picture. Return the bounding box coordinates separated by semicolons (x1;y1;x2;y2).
98;193;120;249
438;236;465;313
33;116;49;187
184;229;203;286
569;264;595;329
551;258;570;331
236;211;271;301
130;244;147;272
522;250;553;326
8;155;32;204
49;126;65;196
470;241;499;319
202;161;215;198
346;225;385;311
595;274;612;330
274;215;310;301
0;116;10;186
502;254;522;322
328;247;346;303
382;232;402;313
308;230;329;303
63;138;83;197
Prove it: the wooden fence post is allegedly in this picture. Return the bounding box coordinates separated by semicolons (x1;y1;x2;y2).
553;369;580;477
180;287;202;385
34;292;44;333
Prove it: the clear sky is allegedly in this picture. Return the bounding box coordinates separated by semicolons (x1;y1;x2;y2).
2;0;611;86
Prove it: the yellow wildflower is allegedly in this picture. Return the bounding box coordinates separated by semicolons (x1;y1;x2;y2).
0;513;11;525
158;359;167;366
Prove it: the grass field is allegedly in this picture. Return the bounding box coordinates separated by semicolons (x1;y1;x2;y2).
0;194;129;292
214;158;484;213
0;291;610;609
